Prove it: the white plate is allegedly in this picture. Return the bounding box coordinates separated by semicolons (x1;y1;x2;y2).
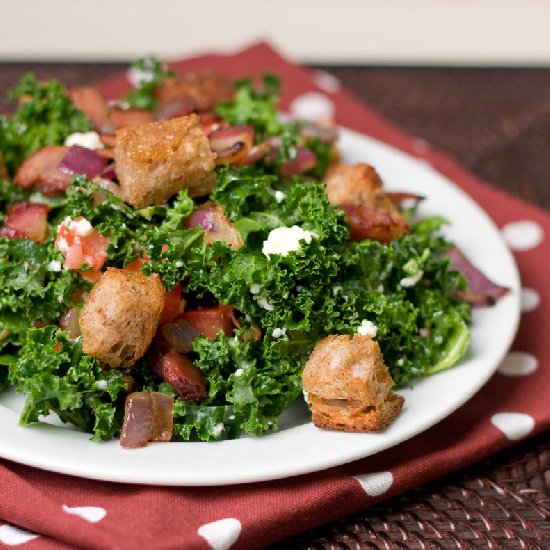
0;128;521;486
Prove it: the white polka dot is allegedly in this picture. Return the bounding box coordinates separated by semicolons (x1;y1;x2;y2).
353;471;394;497
62;505;106;523
289;92;335;121
0;525;39;545
520;288;541;312
197;518;241;550
312;70;341;94
498;352;538;377
501;220;543;251
491;412;535;441
411;137;430;153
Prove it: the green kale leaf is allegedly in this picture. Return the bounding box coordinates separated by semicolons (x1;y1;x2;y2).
9;327;127;440
0;75;91;175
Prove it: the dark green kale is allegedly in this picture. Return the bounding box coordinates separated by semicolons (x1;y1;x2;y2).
9;327;127;440
0;75;91;175
124;57;175;111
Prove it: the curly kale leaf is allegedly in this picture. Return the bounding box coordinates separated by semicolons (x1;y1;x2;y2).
124;57;175;111
0;75;91;175
9;327;127;440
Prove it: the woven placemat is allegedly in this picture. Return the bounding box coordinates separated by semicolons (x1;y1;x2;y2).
274;434;549;549
0;62;548;548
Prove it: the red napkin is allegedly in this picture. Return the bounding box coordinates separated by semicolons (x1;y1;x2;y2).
1;43;548;550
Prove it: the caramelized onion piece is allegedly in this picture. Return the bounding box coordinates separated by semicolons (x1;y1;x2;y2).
120;392;174;449
446;246;509;307
280;147;316;177
209;125;254;165
300;121;338;144
161;319;198;353
59;308;81;339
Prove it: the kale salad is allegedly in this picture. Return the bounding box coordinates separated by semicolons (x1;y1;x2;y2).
0;58;494;446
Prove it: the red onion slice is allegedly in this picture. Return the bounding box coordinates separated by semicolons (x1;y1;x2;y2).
208;125;254;153
300;121;338;144
238;142;270;165
58;145;108;179
160;319;198;353
101;163;117;181
446;246;509;307
280;147;317;177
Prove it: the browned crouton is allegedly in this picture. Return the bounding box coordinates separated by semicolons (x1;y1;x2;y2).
115;114;216;208
79;268;165;368
302;334;404;432
323;163;384;207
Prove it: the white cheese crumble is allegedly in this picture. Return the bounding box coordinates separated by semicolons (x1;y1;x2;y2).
55;236;70;255
249;283;262;295
262;226;317;257
96;380;108;389
400;270;423;287
357;319;378;338
127;66;155;87
234;368;244;377
332;285;343;296
211;423;225;437
69;217;94;237
397;358;404;366
257;298;274;311
47;260;62;272
274;190;286;203
174;261;183;268
271;327;287;338
64;131;103;150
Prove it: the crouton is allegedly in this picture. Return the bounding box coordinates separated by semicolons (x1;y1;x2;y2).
323;163;384;207
115;114;216;208
302;334;404;432
79;268;165;368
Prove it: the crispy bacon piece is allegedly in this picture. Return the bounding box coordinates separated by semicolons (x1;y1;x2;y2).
68;86;109;131
155;72;235;112
154;99;195;121
148;346;208;404
1;202;49;242
184;201;244;249
341;203;410;243
446;246;509;307
109;107;155;130
178;304;237;341
13;146;72;194
120;392;174;449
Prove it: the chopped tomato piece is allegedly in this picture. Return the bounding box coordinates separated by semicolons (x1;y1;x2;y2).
178;304;236;341
55;217;109;277
159;282;184;324
125;256;150;272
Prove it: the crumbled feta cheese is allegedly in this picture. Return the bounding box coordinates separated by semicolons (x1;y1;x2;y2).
357;319;378;337
249;283;261;295
274;190;286;203
55;236;70;255
376;284;384;293
303;389;310;403
332;285;343;296
397;358;404;366
257;298;274;311
68;217;94;237
244;314;252;322
127;66;155;87
234;368;244;377
47;260;62;272
272;327;287;338
96;380;108;389
64;131;103;150
400;270;423;287
262;226;317;257
174;261;183;268
211;423;225;437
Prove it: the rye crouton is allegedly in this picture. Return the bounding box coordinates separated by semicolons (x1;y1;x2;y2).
302;334;404;432
79;268;165;368
323;163;384;207
115;114;216;208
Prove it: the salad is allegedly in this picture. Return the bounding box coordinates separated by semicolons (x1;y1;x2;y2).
0;58;507;448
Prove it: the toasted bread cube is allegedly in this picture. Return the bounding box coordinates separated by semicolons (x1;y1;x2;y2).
79;268;165;368
323;163;384;207
302;334;404;432
115;114;216;208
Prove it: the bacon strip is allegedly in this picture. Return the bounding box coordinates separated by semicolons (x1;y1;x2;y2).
1;202;49;242
341;203;410;243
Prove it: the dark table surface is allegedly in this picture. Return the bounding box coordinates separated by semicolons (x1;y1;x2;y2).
0;62;548;548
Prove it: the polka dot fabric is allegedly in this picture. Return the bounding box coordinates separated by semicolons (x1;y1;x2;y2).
1;43;549;550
